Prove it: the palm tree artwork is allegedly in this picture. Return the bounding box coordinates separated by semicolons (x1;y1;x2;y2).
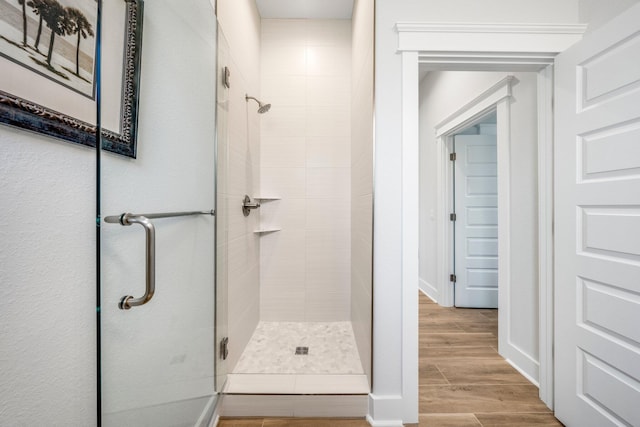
66;7;94;76
17;0;28;46
39;0;69;67
27;0;47;52
2;0;98;96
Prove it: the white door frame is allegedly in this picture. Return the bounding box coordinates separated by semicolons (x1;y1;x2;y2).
396;22;587;410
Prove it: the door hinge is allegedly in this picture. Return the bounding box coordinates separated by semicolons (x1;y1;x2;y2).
450;152;457;161
450;213;457;221
450;274;457;283
220;337;229;360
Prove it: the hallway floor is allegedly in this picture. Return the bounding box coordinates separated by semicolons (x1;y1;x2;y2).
418;292;562;426
218;292;563;426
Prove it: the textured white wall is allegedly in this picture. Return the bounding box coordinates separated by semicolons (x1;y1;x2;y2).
217;0;262;371
418;71;540;381
259;19;352;322
350;0;374;387
0;129;96;426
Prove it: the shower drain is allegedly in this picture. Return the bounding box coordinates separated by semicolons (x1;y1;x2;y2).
295;346;309;355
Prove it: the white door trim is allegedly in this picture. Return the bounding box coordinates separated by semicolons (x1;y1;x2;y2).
395;22;585;413
536;64;555;408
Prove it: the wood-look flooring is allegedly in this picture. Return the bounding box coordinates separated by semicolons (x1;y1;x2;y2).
218;292;563;427
418;292;562;426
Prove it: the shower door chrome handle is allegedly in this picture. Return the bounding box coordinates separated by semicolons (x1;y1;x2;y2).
103;209;214;310
112;213;156;310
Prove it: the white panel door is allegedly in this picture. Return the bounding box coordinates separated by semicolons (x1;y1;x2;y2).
554;3;640;426
454;134;498;308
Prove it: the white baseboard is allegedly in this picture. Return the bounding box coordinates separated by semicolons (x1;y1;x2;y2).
503;343;540;388
368;394;406;426
366;414;404;427
418;279;438;302
505;355;540;388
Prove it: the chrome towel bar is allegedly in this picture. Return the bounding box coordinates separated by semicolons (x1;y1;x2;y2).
103;209;214;310
103;210;215;224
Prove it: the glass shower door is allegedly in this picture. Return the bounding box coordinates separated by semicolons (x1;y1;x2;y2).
98;0;217;425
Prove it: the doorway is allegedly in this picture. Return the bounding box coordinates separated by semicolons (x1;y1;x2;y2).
393;20;585;423
419;70;547;398
451;115;498;308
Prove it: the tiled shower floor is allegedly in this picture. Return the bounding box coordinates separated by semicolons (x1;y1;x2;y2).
224;321;369;394
234;321;364;374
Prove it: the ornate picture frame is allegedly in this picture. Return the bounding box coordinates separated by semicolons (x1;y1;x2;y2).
0;0;143;158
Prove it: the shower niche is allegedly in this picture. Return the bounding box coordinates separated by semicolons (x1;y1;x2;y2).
215;0;374;416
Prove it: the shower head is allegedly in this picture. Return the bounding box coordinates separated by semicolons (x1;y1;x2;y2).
245;95;271;114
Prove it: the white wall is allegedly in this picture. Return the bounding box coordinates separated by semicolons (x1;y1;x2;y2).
351;0;374;387
418;71;540;382
0;130;96;425
259;19;352;322
373;0;582;423
217;0;262;371
579;0;640;32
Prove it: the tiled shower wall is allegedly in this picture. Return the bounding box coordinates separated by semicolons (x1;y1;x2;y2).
259;19;352;321
350;0;374;385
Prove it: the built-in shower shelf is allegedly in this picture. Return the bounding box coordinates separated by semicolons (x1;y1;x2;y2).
254;196;281;201
254;228;281;234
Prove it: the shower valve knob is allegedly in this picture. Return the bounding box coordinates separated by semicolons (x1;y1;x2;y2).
242;195;260;217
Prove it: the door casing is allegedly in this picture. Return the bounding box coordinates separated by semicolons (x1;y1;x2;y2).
393;22;587;417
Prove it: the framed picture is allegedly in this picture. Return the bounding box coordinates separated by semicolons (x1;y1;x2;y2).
0;0;143;158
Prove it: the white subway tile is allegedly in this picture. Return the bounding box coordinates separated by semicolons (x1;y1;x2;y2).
260;282;305;322
304;288;350;322
261;76;306;107
261;136;306;168
261;19;307;46
306;76;350;107
305;105;350;137
306;136;350;168
260;198;306;231
306;45;351;76
261;43;307;77
260;229;306;283
306;198;351;231
261;105;306;138
306;228;350;275
306;20;352;46
306;168;351;199
261;167;306;199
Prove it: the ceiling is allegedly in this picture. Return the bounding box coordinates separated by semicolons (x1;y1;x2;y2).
255;0;354;19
